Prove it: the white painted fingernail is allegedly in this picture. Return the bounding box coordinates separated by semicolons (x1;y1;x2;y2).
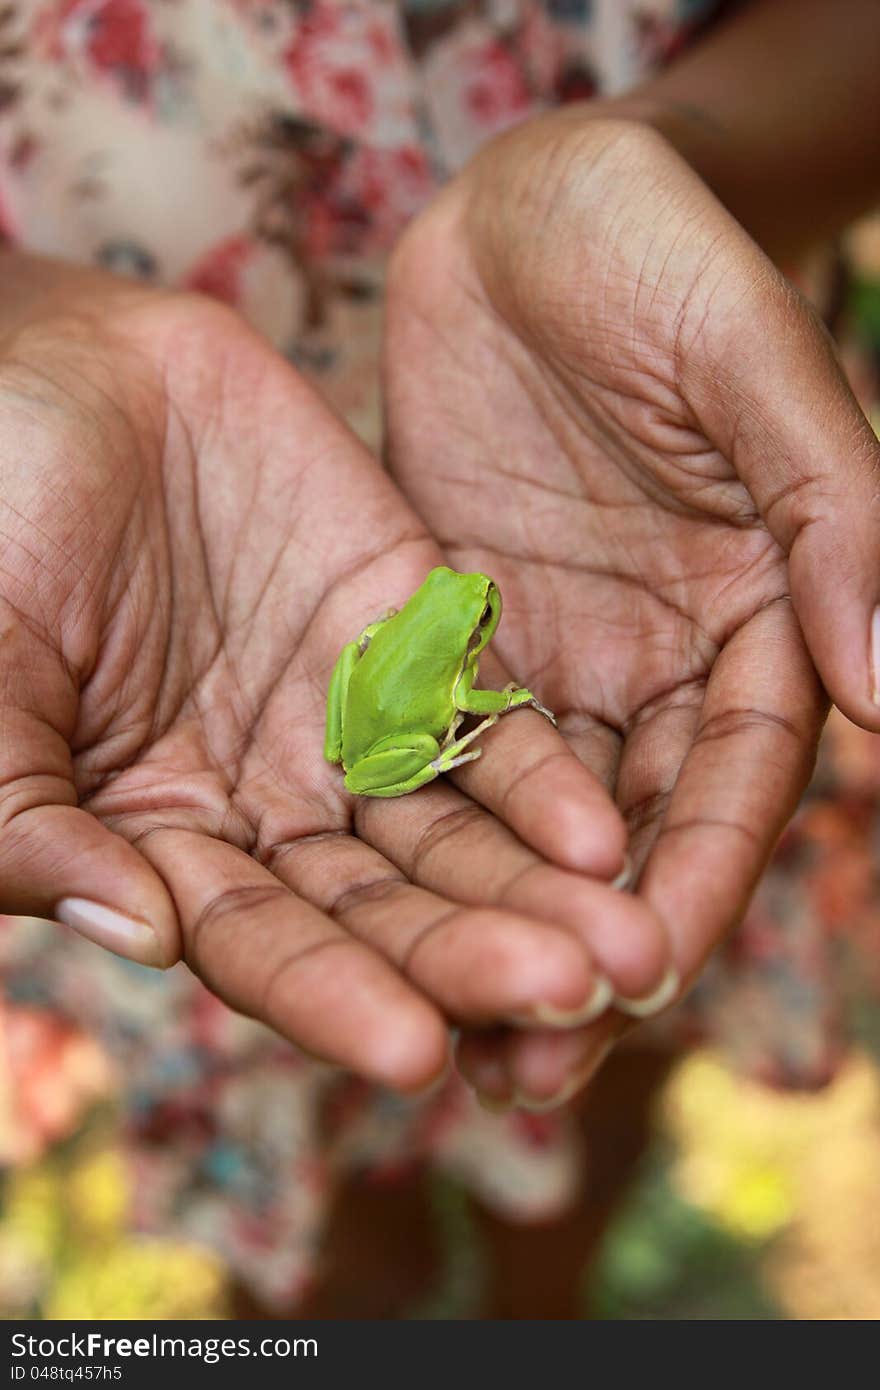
872;607;880;704
55;898;162;967
614;966;680;1018
610;852;633;891
514;1041;614;1113
508;974;614;1030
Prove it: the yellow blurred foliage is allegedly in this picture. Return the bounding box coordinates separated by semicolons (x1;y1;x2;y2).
65;1148;129;1243
2;1168;63;1263
661;1049;880;1318
45;1239;228;1321
0;1142;230;1319
3;1043;880;1319
0;1168;62;1315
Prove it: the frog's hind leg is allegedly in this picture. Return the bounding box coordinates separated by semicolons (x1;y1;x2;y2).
345;726;485;796
324;640;361;764
344;732;442;797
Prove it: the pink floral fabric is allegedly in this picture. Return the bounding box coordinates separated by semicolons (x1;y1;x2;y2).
3;0;878;1312
0;0;723;437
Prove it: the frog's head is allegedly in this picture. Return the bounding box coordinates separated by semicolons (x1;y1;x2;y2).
425;567;501;662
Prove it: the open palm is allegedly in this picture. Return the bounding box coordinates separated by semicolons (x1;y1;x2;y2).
0;257;673;1094
385;116;880;1102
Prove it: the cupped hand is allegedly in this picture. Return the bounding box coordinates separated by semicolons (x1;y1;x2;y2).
0;254;672;1093
385;113;880;1106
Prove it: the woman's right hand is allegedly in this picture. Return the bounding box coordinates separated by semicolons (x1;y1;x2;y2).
0;254;671;1093
384;109;879;1108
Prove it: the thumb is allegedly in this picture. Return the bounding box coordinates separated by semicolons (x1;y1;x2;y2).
681;260;880;731
0;681;182;968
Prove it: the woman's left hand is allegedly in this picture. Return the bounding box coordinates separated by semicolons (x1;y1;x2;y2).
0;254;669;1092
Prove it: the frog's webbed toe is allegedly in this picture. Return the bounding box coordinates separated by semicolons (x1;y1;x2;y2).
431;746;482;775
502;682;556;725
527;696;556;725
440;712;465;748
432;713;499;772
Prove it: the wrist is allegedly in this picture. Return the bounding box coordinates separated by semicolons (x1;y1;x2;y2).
525;93;799;264
560;91;733;198
576;0;880;261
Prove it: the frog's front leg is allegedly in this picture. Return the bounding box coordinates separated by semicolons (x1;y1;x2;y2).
454;664;556;724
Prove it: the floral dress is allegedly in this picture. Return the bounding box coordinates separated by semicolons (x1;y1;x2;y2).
1;0;878;1311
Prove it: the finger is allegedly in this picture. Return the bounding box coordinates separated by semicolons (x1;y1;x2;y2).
356;777;672;1009
680;256;880;731
454;1028;516;1106
137;826;450;1092
0;672;181;967
555;708;622;785
266;829;607;1026
622;597;826;986
616;680;704;879
453;649;628;879
456;1015;622;1112
466;600;826;1111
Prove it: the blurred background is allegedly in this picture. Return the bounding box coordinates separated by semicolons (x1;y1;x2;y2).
1;213;880;1324
2;989;880;1319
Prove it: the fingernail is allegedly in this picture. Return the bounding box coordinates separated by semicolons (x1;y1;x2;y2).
55;898;162;967
461;1054;510;1100
407;1055;453;1100
514;1041;614;1113
614;966;680;1019
610;851;633;891
872;607;880;704
507;974;614;1030
475;1091;515;1114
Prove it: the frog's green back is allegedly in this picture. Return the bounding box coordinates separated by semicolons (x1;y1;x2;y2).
341;567;492;764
